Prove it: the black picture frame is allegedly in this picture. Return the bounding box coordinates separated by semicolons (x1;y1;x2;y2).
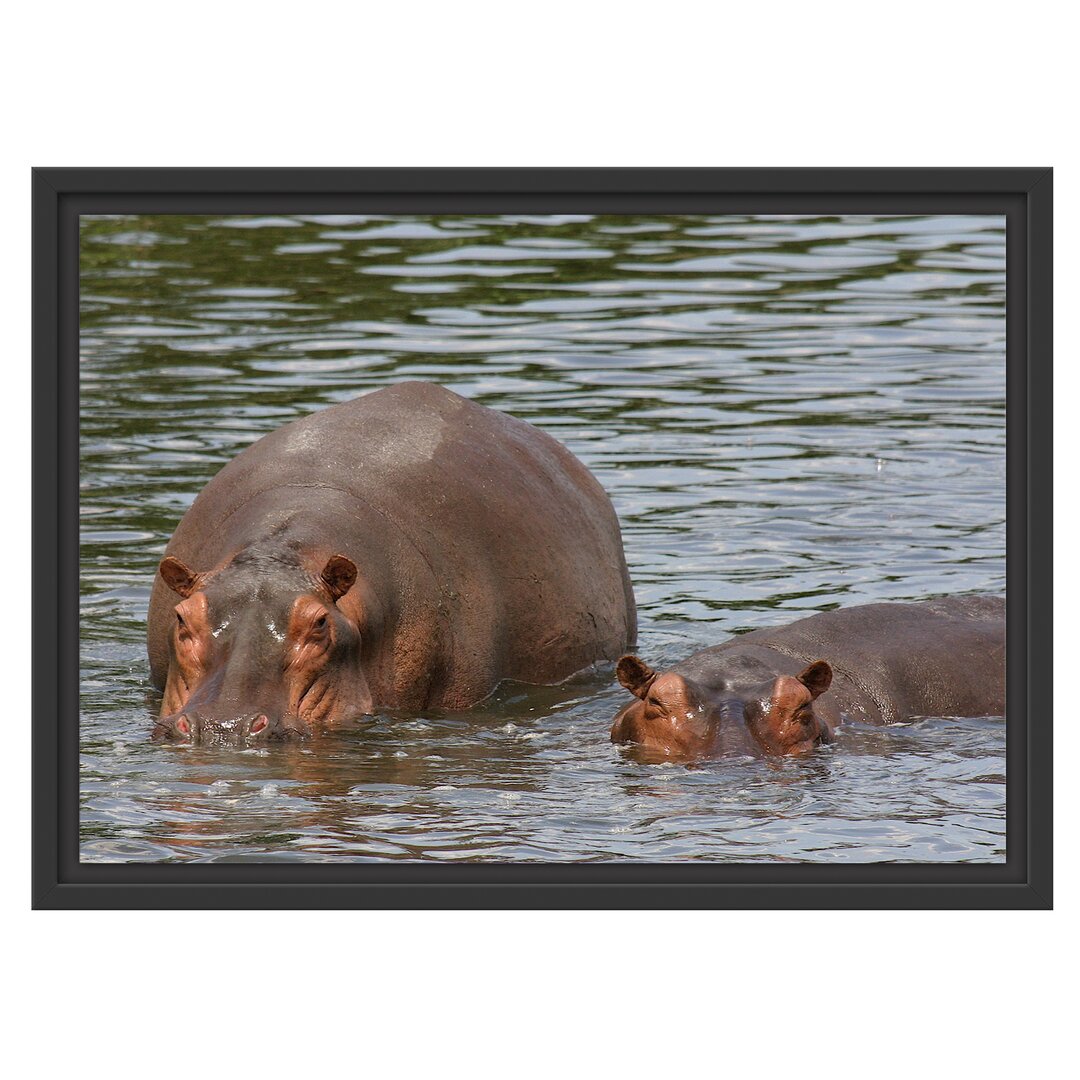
33;167;1052;909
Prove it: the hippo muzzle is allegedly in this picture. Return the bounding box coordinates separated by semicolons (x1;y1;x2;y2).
152;708;309;744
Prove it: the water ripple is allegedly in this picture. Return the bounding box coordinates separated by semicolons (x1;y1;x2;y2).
79;213;1005;863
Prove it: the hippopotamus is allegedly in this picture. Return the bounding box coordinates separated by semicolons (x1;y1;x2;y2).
611;595;1004;762
148;381;636;742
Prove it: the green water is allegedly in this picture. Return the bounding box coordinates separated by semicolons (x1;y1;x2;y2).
79;213;1006;862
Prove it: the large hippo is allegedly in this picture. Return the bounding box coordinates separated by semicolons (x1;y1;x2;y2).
611;595;1004;761
149;381;636;742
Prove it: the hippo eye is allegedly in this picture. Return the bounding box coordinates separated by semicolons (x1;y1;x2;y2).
314;615;327;632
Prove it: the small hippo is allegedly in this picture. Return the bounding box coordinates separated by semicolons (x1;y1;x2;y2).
611;595;1004;761
148;382;636;743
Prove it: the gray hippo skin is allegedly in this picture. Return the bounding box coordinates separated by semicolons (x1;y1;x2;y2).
148;382;636;742
611;595;1004;761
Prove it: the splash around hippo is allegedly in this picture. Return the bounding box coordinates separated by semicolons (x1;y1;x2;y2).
148;381;636;743
611;595;1005;763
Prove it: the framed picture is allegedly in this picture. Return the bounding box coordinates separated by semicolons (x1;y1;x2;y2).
33;168;1051;908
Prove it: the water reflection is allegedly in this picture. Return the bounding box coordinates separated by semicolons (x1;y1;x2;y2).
79;213;1005;863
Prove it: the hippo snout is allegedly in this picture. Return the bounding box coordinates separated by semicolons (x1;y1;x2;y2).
153;710;307;744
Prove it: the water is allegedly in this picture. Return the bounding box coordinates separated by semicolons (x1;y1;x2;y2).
79;212;1006;863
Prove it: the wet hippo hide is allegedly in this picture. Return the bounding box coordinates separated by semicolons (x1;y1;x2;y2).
611;595;1005;760
148;381;636;739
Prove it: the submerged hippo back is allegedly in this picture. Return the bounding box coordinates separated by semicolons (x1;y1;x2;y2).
148;382;636;711
680;595;1005;724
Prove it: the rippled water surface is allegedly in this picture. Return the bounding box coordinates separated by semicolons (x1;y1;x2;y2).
79;213;1006;862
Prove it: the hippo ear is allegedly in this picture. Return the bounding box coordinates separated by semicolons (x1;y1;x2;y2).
159;556;201;598
321;554;357;601
797;660;833;699
616;655;657;699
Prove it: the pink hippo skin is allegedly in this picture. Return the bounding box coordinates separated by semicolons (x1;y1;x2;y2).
611;596;1004;762
148;382;636;743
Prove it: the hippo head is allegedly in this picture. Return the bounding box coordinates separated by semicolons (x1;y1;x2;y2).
610;655;834;761
152;543;374;743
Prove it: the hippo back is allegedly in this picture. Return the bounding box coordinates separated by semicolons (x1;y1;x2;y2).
676;595;1005;723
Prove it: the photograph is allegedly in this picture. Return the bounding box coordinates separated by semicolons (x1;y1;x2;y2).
76;204;1010;865
13;8;1069;1074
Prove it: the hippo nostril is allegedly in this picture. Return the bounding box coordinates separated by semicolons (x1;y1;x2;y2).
250;715;268;735
175;715;191;736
